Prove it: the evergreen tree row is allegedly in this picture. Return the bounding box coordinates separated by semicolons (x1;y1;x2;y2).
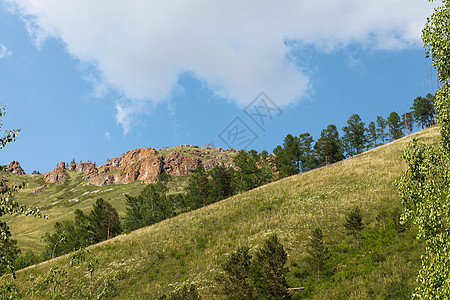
273;96;436;179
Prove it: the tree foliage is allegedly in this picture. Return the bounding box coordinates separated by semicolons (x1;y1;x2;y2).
387;111;404;141
42;199;121;260
185;165;211;208
366;121;377;149
376;116;388;145
123;175;174;232
88;198;121;242
0;106;42;276
343;206;364;248
402;112;414;135
306;227;329;281
233;150;273;193
273;133;318;177
395;2;450;297
251;234;290;300
411;93;436;129
217;234;290;300
342;114;368;156
314;125;344;166
0;223;20;277
217;246;254;299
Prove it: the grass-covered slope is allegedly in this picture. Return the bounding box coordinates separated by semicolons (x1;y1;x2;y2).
7;126;440;299
4;144;235;254
3;171;189;253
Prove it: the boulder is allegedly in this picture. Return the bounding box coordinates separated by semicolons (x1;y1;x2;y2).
44;162;67;184
75;162;95;172
7;161;25;175
164;151;201;176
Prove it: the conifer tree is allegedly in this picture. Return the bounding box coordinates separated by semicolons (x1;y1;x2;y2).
344;206;364;247
185;165;211;208
366;121;377;149
306;227;329;281
217;246;254;300
314;125;344;166
411;93;436;129
387;111;404;141
89;198;121;242
376;116;388;145
342;114;368;156
251;234;290;299
402;112;414;135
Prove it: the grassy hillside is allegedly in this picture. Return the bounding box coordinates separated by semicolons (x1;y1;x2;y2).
3;126;440;299
4;144;235;254
3;171;190;253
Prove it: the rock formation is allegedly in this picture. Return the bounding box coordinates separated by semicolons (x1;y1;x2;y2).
67;161;95;172
44;162;68;184
163;151;201;176
7;161;25;175
84;148;164;186
43;145;238;186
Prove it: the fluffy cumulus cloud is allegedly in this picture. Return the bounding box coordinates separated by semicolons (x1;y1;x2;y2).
0;44;11;59
6;0;437;132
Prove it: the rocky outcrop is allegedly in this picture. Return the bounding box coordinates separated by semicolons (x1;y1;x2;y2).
202;159;220;170
163;151;201;176
75;162;95;172
44;162;68;184
85;148;164;186
7;161;25;175
67;161;95;172
43;145;238;187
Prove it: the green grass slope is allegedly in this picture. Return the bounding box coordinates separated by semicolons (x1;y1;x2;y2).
6;126;440;299
4;144;233;254
3;171;189;253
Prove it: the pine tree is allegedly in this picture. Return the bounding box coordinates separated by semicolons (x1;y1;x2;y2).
185;165;211;208
209;165;234;201
273;133;317;177
376;116;388;145
314;124;344;166
344;206;364;247
402;112;414;135
251;234;290;300
387;111;404;141
123;176;173;231
306;227;329;281
217;246;254;300
366;121;377;149
273;134;300;177
89;198;121;242
342;114;368;156
298;133;318;172
411;93;436;129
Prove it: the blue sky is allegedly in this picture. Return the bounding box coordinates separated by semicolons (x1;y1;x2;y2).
0;1;439;173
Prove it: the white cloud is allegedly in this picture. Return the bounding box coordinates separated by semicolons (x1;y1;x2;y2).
114;99;150;135
104;131;111;140
0;44;12;59
6;0;438;132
